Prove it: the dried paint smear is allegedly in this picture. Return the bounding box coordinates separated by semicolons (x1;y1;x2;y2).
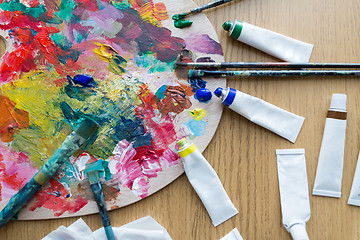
0;0;223;217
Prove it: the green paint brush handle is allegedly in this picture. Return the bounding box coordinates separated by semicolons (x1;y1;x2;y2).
0;118;98;229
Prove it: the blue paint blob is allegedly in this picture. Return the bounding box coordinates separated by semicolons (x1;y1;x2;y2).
73;74;94;85
195;88;212;102
188;77;207;93
69;74;95;86
186;119;208;136
155;85;167;100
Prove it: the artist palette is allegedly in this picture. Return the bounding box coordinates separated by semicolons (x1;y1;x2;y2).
0;0;225;219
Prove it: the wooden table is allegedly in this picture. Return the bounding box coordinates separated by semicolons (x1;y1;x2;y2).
1;0;360;239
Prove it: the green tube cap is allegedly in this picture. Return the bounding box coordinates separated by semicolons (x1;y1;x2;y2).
222;21;233;31
223;20;243;39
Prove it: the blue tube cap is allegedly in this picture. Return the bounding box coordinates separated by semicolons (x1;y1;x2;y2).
214;87;223;97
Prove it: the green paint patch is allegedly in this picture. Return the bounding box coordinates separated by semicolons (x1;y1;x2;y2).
55;0;76;22
111;0;131;9
136;54;174;73
0;0;47;18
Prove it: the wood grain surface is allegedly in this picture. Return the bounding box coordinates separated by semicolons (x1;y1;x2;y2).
1;0;360;239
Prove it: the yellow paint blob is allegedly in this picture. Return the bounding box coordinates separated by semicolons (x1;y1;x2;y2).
188;108;207;121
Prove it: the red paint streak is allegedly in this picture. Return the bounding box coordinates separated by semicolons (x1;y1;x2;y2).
29;180;88;217
149;115;177;149
136;86;178;149
112;131;179;198
0;146;38;201
112;140;142;188
75;0;100;11
0;48;37;83
138;83;158;109
0;157;5;201
160;147;179;167
133;145;163;178
22;0;41;7
0;11;42;31
0;11;81;82
3;172;25;190
48;178;70;197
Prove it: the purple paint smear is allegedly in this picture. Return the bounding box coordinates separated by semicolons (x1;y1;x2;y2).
184;34;223;55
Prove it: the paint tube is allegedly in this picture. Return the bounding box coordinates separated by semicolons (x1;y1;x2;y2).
214;87;305;143
177;138;238;227
220;228;244;240
276;149;310;240
312;94;347;198
348;152;360;206
223;20;313;63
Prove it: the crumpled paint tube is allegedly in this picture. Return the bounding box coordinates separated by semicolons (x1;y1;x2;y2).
276;149;310;240
214;87;305;143
43;216;173;240
223;20;313;63
177;138;238;227
313;94;347;198
348;152;360;206
220;228;244;240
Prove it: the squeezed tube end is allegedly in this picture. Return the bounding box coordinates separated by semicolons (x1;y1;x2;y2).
222;21;232;31
289;224;309;240
330;93;347;111
214;87;223;97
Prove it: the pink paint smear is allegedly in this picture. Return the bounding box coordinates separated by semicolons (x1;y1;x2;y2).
110;139;179;198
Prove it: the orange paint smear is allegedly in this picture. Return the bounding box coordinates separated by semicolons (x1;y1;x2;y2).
153;3;168;21
129;0;168;26
138;83;158;108
0;96;29;142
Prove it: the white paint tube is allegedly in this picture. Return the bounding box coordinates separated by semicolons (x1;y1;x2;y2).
214;87;305;143
276;149;310;240
312;94;347;198
348;152;360;206
220;228;244;240
223;20;313;63
177;138;238;227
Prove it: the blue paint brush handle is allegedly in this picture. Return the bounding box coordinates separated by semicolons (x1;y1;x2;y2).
0;118;98;229
190;0;233;13
189;69;360;77
90;182;116;240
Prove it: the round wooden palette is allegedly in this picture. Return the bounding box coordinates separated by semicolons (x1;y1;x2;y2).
0;0;225;219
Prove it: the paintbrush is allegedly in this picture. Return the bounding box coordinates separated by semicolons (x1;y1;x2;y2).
0;118;98;228
176;61;360;69
172;0;233;28
189;69;360;78
84;161;115;240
